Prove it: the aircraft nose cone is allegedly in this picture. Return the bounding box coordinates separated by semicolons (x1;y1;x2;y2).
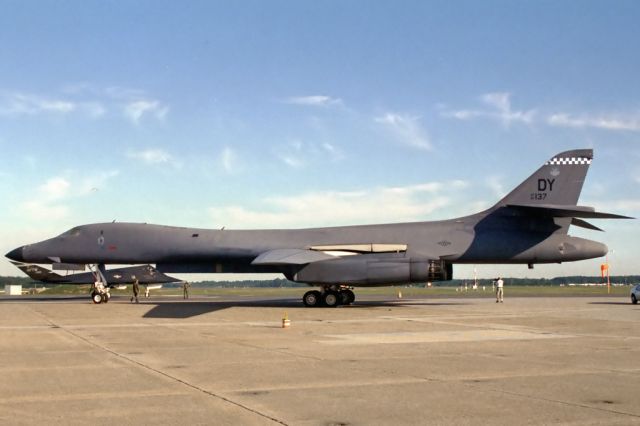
5;246;24;262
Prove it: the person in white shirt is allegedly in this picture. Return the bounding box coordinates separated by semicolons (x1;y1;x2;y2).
495;277;504;303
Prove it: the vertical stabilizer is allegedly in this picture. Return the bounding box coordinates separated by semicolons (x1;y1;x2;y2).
495;149;593;207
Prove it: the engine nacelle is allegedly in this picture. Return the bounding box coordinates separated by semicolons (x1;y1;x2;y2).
410;259;453;282
292;257;452;286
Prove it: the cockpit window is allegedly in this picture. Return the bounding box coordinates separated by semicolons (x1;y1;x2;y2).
60;227;82;238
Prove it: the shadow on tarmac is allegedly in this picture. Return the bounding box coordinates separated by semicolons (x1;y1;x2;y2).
0;295;89;302
140;298;468;319
588;301;634;306
0;294;469;318
142;298;300;318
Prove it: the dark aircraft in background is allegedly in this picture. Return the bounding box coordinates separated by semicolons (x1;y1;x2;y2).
10;262;180;303
6;149;631;306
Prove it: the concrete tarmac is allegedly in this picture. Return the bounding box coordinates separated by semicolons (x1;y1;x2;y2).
0;294;639;425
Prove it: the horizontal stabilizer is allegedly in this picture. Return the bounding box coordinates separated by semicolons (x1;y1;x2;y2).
570;218;603;232
506;204;633;219
251;249;337;266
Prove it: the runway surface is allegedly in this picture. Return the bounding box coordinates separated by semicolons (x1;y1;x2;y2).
1;294;638;425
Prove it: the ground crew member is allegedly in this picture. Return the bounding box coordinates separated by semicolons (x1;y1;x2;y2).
131;278;140;303
495;277;504;303
183;281;190;299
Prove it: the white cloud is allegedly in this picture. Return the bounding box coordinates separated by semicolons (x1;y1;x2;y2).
276;140;304;168
220;147;239;173
279;154;304;168
37;99;75;114
126;148;183;170
485;176;506;200
209;180;467;228
443;92;640;133
127;148;179;167
0;92;76;115
547;113;640;131
0;87;167;123
481;92;511;112
284;95;343;107
276;139;343;168
124;100;169;124
19;171;119;221
321;142;344;161
39;177;71;201
375;113;431;150
441;92;535;127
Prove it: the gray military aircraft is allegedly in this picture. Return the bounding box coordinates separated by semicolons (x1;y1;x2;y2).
10;261;180;303
5;149;631;306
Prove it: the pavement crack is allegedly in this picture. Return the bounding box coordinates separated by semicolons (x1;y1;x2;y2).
463;381;640;419
159;322;326;362
27;307;288;426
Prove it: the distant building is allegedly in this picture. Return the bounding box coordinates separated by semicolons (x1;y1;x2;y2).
5;285;22;296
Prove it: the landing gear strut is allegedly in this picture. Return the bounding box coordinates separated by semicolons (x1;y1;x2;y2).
89;264;111;304
302;286;355;308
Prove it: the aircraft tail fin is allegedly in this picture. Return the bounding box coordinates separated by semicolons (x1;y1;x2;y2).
495;149;593;207
488;149;633;234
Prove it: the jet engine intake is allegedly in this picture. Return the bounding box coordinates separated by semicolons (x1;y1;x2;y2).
410;259;453;282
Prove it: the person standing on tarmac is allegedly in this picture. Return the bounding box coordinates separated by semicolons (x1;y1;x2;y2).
131;278;140;304
495;277;504;303
183;281;190;299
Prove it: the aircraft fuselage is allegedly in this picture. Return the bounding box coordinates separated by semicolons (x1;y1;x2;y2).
7;209;607;279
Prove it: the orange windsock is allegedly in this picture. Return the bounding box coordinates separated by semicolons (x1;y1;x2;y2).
600;263;609;279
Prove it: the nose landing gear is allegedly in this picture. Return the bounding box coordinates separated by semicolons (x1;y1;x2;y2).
90;288;111;304
89;264;111;304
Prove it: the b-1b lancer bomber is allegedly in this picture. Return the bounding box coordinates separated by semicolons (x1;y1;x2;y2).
6;149;631;306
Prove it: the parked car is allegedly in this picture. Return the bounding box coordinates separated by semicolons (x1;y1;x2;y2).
631;284;640;304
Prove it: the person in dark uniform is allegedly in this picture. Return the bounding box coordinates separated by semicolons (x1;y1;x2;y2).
183;281;190;299
131;277;140;303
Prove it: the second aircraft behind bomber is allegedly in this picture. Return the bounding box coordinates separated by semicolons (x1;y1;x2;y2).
6;149;632;306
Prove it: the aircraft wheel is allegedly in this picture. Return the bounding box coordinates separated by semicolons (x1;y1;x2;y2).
303;290;321;307
632;294;638;305
341;289;355;305
92;292;104;304
103;293;110;303
323;290;340;308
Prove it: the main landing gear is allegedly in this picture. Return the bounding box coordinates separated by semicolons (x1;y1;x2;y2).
302;286;355;308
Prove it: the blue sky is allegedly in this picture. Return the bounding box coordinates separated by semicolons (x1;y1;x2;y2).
1;1;638;280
